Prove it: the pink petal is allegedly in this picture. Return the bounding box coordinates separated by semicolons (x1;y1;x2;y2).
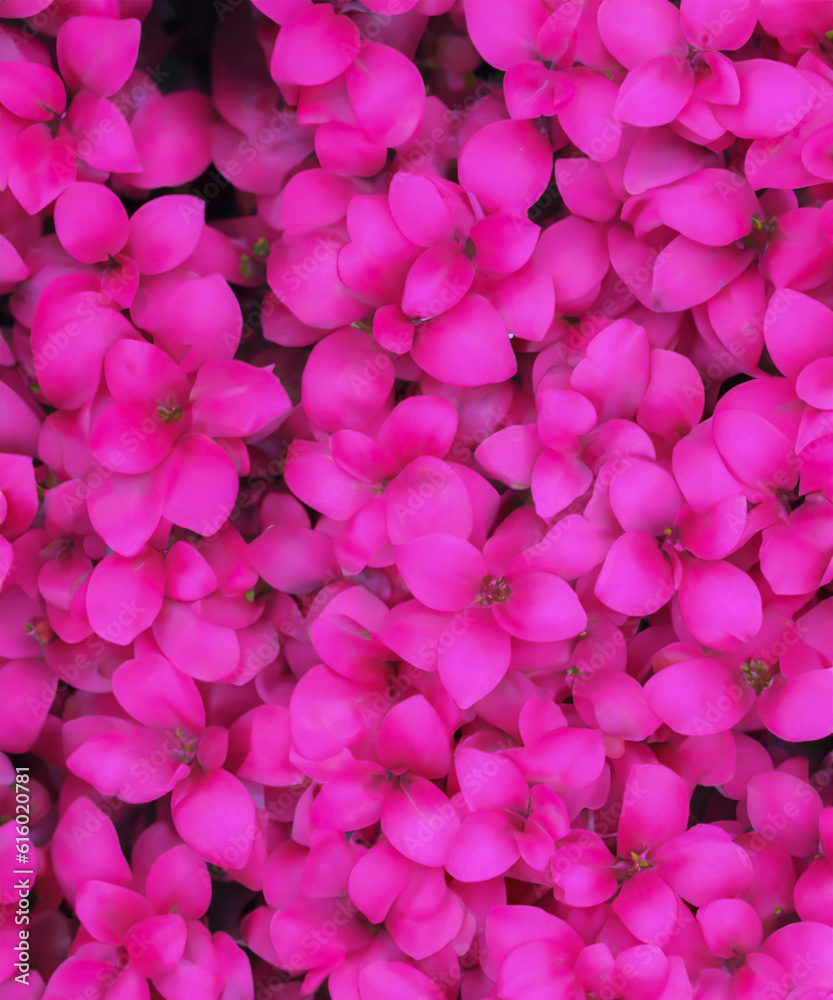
714;59;817;139
763;290;833;380
302;327;393;433
346;42;426;149
86;470;164;558
438;608;511;708
412;293;516;387
677;555;763;651
376;695;452;779
125;914;187;978
67;91;141;172
458;120;553;214
494;571;586;643
75;881;153;944
358;962;446;1000
152;599;240;682
113;653;205;735
377;396;458;467
446;813;520;882
51;796;132;907
171;768;257;870
651;236;754;312
159;435;239;537
597;0;687;68
270;5;360;86
531;450;593;519
126;196;206;275
512;726;606;790
381;776;461;867
595;531;675;617
57;16;141;96
54;182;129;264
617;763;690;856
681;0;760;49
85;549;164;647
557;68;621;163
756;670;833;743
652;825;753;905
615;57;694;127
571;318;651;420
645;657;755;736
696;899;762;958
401;242;474;319
123;92;213;190
0;60;65;121
8;123;76;215
612;870;679;944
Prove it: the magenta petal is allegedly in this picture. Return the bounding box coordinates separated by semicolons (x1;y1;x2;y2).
86;470;164;558
52;797;132;907
75;880;153;944
617;763;690;856
446;813;520;882
645;657;755;736
54;182;129;264
651;236;753;312
746;771;822;858
152;599;240;682
346;42;426;149
0;60;65;121
597;0;686;68
713;59;817;139
401;242;474;319
358;962;445;1000
615;57;694;127
470;214;539;277
612;870;679;944
377;396;458;467
595;531;675;617
763;290;833;380
160;435;239;537
113;654;205;735
396;533;485;611
270;5;360;86
85;549;164;647
571;318;651;420
381;775;461;867
171;768;256;870
124;92;213;190
126;914;187;978
609;459;684;535
388;172;455;247
756;670;833;743
0;659;58;753
682;0;759;49
438;608;511;708
412;293;516;387
376;695;452;779
458;120;553;214
90;402;182;475
127;196;206;275
513;727;606;790
677;555;763;651
652;825;753;905
57;16;141;96
8;123;76;216
286;440;376;520
557;68;621;163
531;450;593;519
494;572;586;642
696;899;763;959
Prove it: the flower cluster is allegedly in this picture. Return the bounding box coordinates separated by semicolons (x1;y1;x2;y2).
1;0;832;998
